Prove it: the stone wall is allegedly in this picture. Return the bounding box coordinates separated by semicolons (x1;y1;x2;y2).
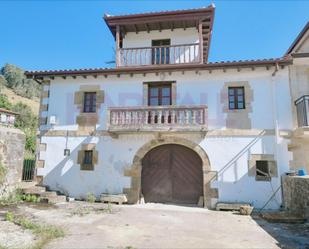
282;175;309;218
0;126;25;196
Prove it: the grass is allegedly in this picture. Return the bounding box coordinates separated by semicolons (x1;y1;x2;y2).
0;188;23;206
5;211;65;249
1;86;39;114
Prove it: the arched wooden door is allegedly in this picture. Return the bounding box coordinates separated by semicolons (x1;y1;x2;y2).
141;144;203;204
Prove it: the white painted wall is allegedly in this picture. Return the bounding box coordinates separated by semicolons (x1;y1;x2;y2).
39;66;294;209
44;67;292;131
123;28;199;48
40;132;289;209
120;28;200;66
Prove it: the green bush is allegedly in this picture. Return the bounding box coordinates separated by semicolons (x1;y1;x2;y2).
5;211;14;222
86;192;96;203
0;189;23;206
0;94;12;110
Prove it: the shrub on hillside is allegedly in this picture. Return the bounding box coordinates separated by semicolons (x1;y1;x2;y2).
0;94;13;110
1;64;40;99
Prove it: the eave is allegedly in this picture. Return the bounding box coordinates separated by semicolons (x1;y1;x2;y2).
25;58;292;80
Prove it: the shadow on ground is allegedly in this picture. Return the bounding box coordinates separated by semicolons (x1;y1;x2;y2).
252;214;309;249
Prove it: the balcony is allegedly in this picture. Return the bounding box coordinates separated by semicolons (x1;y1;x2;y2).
108;105;207;132
295;95;309;127
116;43;201;67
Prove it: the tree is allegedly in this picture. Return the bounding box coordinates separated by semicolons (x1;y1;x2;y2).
1;64;24;88
1;64;40;99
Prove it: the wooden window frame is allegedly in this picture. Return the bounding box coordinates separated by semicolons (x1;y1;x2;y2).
81;150;94;171
148;82;172;106
228;86;245;110
83;92;97;113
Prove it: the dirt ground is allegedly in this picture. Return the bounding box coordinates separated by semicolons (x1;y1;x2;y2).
1;202;309;249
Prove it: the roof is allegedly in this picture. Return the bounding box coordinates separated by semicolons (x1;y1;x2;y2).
104;5;215;37
286;21;309;55
0;108;19;116
25;57;292;79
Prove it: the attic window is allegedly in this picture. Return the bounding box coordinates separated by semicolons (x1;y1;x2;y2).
256;160;271;181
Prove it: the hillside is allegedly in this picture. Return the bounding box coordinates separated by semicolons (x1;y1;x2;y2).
1;86;39;115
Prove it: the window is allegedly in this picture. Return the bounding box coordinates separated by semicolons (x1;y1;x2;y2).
83;92;96;113
148;84;172;106
152;39;170;65
256;160;271;181
83;150;93;165
228;87;245;110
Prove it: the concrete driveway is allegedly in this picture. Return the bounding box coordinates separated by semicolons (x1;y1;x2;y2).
17;202;299;249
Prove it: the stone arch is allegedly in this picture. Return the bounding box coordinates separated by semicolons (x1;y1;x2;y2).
123;136;218;208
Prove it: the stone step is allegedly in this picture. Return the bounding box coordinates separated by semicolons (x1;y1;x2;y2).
47;195;67;204
216;202;251;211
100;194;128;205
40;191;58;198
22;186;46;195
21;185;67;204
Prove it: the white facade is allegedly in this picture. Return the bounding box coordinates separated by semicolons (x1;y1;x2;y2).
38;67;293;209
31;8;309;210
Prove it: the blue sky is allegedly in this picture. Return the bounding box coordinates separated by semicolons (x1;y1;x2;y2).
0;0;308;71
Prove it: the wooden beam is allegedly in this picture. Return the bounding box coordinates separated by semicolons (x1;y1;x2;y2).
170;22;174;31
116;25;120;67
145;23;150;33
134;24;139;34
122;26;127;36
158;22;162;32
198;21;204;64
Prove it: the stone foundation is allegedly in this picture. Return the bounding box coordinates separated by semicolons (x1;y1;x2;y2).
282;175;309;218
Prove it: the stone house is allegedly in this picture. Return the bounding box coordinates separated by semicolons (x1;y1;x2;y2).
26;5;309;209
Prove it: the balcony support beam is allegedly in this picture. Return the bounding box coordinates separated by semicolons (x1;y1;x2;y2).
116;25;120;67
198;21;204;64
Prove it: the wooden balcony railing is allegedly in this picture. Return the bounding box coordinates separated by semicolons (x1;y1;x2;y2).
116;43;201;67
108;105;207;132
295;95;309;127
